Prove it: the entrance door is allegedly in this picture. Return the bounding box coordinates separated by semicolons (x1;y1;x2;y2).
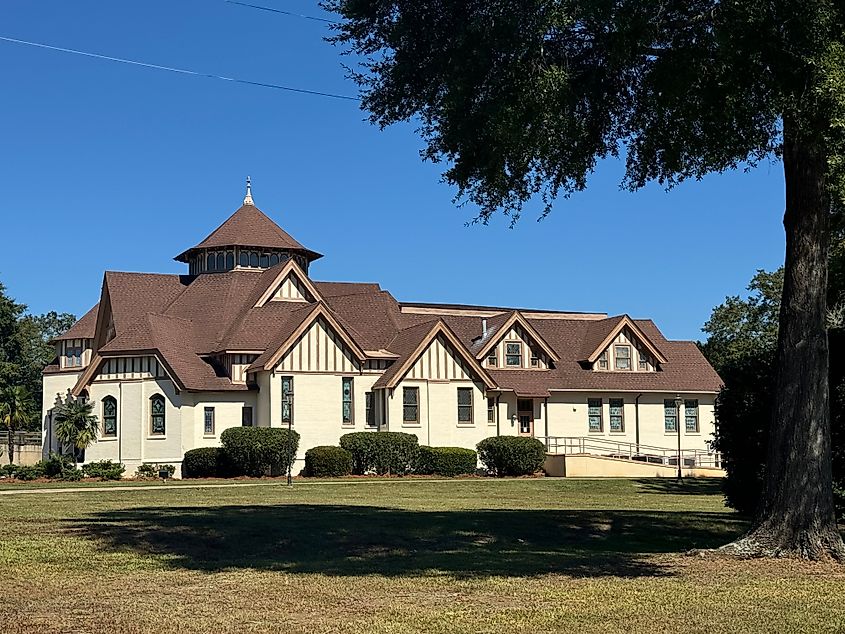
517;399;534;436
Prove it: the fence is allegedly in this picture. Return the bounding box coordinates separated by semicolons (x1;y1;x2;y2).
539;436;722;469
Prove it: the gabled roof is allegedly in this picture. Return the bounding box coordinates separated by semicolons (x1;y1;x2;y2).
252;259;323;307
54;303;99;341
473;311;560;363
373;319;496;390
173;203;322;262
580;315;668;365
249;302;368;372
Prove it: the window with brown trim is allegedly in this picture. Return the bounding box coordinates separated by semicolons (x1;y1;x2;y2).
487;352;497;367
609;398;624;432
638;348;650;370
457;387;473;424
598;351;608;370
505;342;522;366
530;353;540;367
403;387;419;423
588;398;602;432
614;345;631;370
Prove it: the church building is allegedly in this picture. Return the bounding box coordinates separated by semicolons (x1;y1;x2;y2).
42;183;722;476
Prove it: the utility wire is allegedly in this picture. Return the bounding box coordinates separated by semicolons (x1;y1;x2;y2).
225;0;336;23
0;35;359;102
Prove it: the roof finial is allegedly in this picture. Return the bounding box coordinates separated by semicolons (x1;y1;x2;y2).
243;176;254;206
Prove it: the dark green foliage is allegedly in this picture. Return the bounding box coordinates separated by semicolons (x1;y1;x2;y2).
40;452;75;478
135;463;176;480
415;446;477;477
339;432;419;475
220;427;300;477
7;463;45;481
476;437;546;477
182;447;229;479
304;445;353;477
81;460;125;481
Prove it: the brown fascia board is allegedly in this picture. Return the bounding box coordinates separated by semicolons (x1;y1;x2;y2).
584;316;668;365
474;312;561;363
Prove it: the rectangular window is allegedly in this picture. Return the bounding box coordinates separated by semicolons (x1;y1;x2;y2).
403;387;419;423
66;346;82;367
664;399;678;432
598;351;608;370
242;406;253;427
609;398;624;432
487;397;496;425
150;395;166;436
457;387;473;424
530;354;540;367
102;397;117;437
505;342;522;366
342;377;354;425
365;392;376;427
487;352;497;367
204;407;215;435
638;349;649;370
685;399;699;432
588;398;603;432
615;345;631;370
281;376;293;425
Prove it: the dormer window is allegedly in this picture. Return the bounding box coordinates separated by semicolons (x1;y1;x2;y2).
614;345;631;370
530;353;539;367
638;349;650;370
487;352;497;367
598;351;608;370
505;342;522;366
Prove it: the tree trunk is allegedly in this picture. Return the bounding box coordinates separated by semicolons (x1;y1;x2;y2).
723;121;845;560
7;429;13;465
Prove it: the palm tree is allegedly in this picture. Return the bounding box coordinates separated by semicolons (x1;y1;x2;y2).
53;397;99;468
0;386;33;465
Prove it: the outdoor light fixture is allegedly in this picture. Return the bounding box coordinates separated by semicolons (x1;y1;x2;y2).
674;394;684;479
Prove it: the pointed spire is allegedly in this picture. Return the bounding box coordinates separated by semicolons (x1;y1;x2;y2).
243;176;254;206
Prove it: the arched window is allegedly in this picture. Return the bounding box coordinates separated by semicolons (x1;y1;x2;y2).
206;253;216;271
260;253;269;268
269;253;279;267
102;396;117;437
239;250;249;267
250;251;259;267
226;252;235;270
150;394;166;436
216;253;225;271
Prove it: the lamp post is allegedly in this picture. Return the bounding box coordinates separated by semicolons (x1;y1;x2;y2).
284;388;294;487
674;394;684;479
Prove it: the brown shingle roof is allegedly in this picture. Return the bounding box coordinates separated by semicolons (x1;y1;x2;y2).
55;303;99;341
174;204;322;262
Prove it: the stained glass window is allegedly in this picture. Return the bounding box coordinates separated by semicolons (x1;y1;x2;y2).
685;400;699;432
457;388;473;423
505;342;522;366
204;407;215;435
342;377;354;425
242;406;253;427
664;400;678;432
150;395;165;435
403;387;419;423
588;398;602;432
365;392;375;427
609;398;624;432
102;396;117;437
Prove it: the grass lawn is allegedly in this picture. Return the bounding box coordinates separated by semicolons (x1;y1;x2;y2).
2;478;843;633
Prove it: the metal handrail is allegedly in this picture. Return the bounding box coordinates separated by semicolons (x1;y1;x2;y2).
538;435;722;469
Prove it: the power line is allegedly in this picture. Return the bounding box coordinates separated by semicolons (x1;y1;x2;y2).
225;0;336;24
0;35;359;102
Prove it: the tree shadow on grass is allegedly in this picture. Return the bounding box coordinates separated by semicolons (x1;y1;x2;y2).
634;478;725;496
65;504;746;579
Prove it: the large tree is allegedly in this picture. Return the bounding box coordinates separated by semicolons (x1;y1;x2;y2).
325;0;845;558
0;386;33;464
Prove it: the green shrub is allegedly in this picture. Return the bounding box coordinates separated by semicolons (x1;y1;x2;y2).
339;432;419;475
476;436;546;477
304;445;353;477
0;464;16;478
11;464;45;481
135;463;176;479
60;468;83;481
183;447;229;479
41;453;75;478
81;460;125;481
220;427;300;477
415;446;477;476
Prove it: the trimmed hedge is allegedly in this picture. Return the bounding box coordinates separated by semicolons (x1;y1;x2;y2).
476;436;546;476
135;463;176;479
340;432;419;475
304;445;353;477
81;460;125;481
183;447;230;479
221;427;300;477
415;446;477;476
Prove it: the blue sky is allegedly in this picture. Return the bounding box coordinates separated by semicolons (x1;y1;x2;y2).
0;0;786;341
